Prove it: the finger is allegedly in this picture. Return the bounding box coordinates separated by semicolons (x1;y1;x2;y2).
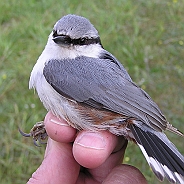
27;138;80;184
103;164;147;184
44;111;77;143
88;139;127;183
73;130;125;168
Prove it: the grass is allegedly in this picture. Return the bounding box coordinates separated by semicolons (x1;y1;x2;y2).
0;0;184;183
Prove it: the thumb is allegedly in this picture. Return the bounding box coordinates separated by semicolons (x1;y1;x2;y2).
27;138;80;184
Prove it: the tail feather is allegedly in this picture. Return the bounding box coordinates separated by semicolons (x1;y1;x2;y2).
129;124;184;184
155;134;184;175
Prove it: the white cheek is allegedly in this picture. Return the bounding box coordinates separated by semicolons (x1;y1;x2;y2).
43;38;102;60
75;44;102;58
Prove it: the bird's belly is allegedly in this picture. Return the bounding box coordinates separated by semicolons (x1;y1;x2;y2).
68;101;132;137
35;76;131;137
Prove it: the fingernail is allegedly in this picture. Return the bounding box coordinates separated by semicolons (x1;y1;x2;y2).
50;118;70;126
76;132;106;150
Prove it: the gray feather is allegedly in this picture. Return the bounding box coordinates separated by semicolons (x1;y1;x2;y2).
43;56;167;131
53;14;99;39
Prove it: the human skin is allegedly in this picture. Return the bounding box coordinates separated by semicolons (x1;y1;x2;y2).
27;111;147;184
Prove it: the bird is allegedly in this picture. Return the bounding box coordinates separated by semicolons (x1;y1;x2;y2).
24;14;184;183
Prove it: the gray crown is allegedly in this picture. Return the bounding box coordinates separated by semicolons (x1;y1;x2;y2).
53;14;99;39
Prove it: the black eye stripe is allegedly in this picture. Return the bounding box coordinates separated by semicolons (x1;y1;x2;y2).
52;30;101;46
72;37;101;46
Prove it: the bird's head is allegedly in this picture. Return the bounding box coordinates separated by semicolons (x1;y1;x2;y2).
51;14;101;48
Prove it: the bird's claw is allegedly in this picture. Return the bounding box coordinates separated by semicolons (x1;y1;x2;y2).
19;121;48;146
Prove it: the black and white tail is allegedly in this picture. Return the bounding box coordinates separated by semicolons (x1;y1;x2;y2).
129;124;184;184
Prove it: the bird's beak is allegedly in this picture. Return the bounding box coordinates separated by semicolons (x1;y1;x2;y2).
52;35;71;46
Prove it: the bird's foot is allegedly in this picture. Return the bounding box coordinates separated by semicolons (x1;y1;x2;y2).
19;121;48;146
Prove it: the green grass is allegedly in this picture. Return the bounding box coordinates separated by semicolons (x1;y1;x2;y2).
0;0;184;183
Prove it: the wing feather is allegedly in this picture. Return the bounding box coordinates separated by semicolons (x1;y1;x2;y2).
43;56;167;131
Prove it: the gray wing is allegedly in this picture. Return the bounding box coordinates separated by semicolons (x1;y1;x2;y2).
43;56;167;131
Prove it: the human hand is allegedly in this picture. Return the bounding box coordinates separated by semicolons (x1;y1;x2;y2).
27;111;147;184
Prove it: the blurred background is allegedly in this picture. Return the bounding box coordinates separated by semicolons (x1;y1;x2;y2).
0;0;184;183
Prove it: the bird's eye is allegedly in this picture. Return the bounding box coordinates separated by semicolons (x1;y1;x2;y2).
79;38;86;45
